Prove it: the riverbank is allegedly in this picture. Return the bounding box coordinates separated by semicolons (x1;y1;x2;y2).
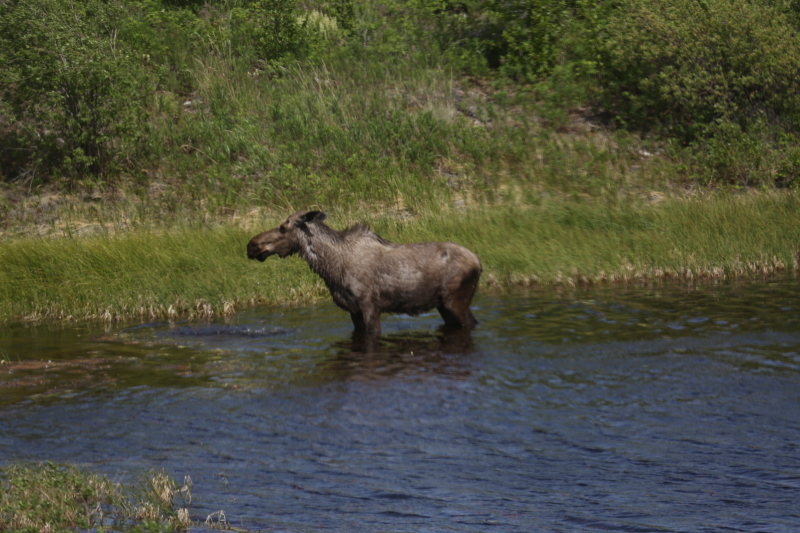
3;0;800;325
1;191;798;324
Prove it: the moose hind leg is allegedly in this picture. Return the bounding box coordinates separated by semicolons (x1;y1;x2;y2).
438;267;480;327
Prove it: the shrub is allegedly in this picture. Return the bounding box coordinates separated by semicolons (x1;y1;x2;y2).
407;0;596;80
680;118;800;188
232;0;309;63
597;0;800;141
468;0;571;78
119;0;211;93
0;0;150;183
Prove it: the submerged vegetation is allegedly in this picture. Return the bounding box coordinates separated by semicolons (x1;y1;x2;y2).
0;462;193;531
1;0;799;322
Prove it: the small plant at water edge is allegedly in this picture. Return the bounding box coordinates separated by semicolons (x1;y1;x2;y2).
0;462;193;532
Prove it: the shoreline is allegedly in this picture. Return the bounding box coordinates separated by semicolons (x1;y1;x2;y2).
2;192;798;325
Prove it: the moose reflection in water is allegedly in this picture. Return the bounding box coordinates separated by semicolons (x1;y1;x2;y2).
326;326;475;382
247;211;482;336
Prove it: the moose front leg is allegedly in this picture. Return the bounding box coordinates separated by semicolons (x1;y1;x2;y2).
355;303;381;336
350;311;366;331
349;308;381;335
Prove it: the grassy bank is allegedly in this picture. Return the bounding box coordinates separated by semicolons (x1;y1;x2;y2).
3;0;800;221
0;462;195;531
1;192;798;324
2;0;800;326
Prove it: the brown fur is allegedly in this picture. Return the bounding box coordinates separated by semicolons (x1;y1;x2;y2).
247;211;482;335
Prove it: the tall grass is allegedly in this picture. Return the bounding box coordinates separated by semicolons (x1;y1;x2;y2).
385;193;800;284
0;0;687;218
4;0;800;199
0;462;192;531
0;220;324;322
0;55;672;238
2;193;798;323
145;49;674;211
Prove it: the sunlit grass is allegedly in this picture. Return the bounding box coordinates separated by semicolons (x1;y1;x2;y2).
0;462;192;531
1;14;684;238
379;192;800;285
0;220;325;322
1;192;798;323
115;32;680;217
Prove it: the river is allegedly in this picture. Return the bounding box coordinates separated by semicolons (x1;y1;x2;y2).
1;280;799;532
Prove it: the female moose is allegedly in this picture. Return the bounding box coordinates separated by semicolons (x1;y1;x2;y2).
247;211;481;336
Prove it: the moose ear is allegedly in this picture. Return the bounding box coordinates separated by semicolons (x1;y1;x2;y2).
300;211;328;224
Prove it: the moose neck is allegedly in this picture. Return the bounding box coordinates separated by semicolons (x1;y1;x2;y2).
297;224;347;286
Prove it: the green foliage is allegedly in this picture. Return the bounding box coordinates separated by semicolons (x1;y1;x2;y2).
674;118;800;188
119;0;212;92
233;0;308;63
3;0;800;196
0;462;190;531
2;193;800;322
389;0;587;79
325;0;356;31
0;0;354;185
761;0;800;25
583;0;800;187
462;0;574;78
121;0;324;90
0;0;150;182
598;0;800;140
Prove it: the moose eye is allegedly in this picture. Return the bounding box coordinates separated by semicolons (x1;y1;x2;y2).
279;225;286;234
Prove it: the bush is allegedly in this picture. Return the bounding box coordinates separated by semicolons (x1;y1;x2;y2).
119;0;210;93
679;118;800;188
232;0;311;64
405;0;597;80
0;0;150;183
597;0;800;141
466;0;571;78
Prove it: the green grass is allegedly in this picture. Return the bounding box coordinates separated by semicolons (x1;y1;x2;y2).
7;0;796;245
0;462;192;532
0;217;324;322
0;0;692;222
391;193;800;284
3;0;800;212
138;51;675;211
1;192;798;323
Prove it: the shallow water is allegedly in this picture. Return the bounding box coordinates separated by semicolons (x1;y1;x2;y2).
2;280;800;532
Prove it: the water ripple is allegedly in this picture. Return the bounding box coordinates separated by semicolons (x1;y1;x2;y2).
1;280;799;531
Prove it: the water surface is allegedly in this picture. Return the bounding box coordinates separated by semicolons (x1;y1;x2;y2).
2;280;799;532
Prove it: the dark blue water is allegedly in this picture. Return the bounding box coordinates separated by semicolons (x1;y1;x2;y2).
2;280;800;532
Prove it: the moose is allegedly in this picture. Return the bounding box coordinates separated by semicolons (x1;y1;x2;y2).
247;211;482;336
